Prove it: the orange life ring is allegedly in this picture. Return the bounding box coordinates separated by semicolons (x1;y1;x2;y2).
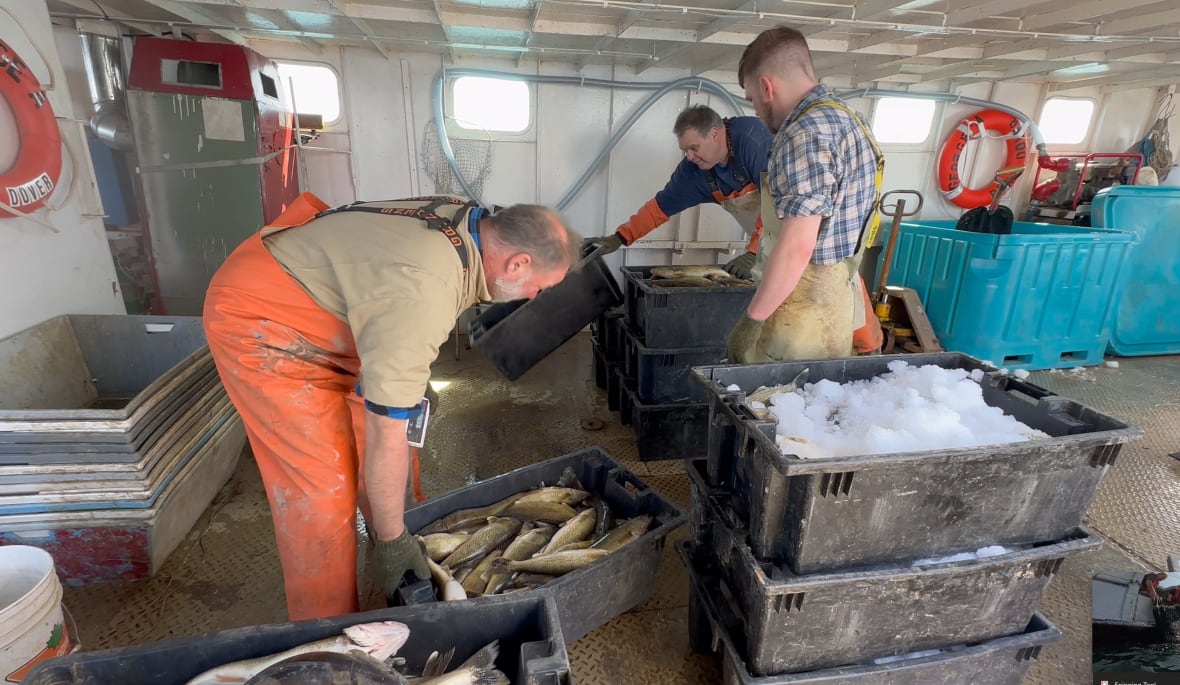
0;38;62;218
937;109;1028;210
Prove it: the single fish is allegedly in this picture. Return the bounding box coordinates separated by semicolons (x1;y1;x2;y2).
243;651;401;685
745;368;811;406
419;533;470;562
703;274;754;287
426;557;467;601
650;277;718;288
502;500;579;524
490;548;610;576
504;573;558;591
419;641;508;685
549;540;593;554
538;508;596;555
417;496;519;535
650;265;730;280
442;517;522;569
461;549;503;596
591;515;653;552
514;486;591;505
184;621;409;685
451;563;475;584
592;496;614;539
484;527;555;595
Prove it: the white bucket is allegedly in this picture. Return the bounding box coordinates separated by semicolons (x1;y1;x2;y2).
0;546;75;682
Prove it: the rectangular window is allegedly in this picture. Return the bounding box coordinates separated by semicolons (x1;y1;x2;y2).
259;73;278;99
871;98;937;144
451;76;531;134
161;59;221;88
276;61;342;125
1038;98;1095;145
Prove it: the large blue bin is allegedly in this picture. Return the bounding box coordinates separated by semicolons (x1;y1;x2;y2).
1092;185;1180;357
877;220;1135;370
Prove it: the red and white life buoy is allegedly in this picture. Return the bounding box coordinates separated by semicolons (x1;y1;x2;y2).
937;109;1028;210
0;37;62;218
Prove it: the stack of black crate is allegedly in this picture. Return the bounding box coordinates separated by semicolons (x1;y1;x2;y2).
596;266;754;461
676;353;1142;682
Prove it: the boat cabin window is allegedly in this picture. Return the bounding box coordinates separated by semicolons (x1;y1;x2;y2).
1038;97;1095;146
871;97;937;145
451;76;531;134
276;61;342;126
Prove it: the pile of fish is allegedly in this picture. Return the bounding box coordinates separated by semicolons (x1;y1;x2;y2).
648;265;753;288
185;621;507;685
416;468;652;600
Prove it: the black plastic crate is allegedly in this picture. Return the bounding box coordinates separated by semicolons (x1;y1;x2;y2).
686;460;1098;674
600;309;627;364
622;266;755;348
592;338;608;391
608;365;628;415
692;352;1142;573
622;322;724;404
618;371;635;427
680;540;1062;685
470;249;622;381
626;386;709;461
24;593;570;685
403;447;685;643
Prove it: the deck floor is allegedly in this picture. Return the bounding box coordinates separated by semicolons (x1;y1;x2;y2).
59;334;1180;684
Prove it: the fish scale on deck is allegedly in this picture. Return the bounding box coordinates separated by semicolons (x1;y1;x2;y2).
680;352;1144;683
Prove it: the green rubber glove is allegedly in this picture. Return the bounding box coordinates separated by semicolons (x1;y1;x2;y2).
582;232;625;256
726;314;765;364
723;251;757;280
375;530;431;602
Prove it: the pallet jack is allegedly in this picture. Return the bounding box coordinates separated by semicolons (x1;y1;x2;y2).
873;190;943;354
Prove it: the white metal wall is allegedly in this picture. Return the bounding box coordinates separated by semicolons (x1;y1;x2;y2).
0;0;124;340
241;38;1179;272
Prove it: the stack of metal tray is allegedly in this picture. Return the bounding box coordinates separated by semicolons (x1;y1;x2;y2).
0;315;245;585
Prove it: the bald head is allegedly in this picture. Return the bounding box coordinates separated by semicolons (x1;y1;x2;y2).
480;204;582;301
738;26;817;89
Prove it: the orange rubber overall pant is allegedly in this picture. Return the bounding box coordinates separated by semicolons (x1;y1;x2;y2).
203;193;419;621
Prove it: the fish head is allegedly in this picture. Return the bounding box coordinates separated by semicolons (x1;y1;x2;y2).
344;621;411;662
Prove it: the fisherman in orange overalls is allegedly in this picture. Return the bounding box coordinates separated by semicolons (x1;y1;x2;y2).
585;104;882;354
203;194;581;621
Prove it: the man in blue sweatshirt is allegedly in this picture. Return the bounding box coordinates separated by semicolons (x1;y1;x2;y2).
587;105;769;279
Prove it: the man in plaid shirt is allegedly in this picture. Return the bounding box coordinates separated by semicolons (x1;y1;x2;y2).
727;26;884;363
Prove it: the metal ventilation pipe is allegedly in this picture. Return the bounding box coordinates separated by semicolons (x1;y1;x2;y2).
80;32;132;150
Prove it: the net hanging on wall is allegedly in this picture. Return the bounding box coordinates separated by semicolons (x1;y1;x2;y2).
420;118;493;202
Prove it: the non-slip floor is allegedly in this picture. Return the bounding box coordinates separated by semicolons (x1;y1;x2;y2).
57;334;1180;684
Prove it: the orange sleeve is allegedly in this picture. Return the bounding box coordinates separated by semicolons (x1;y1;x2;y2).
616;197;670;245
745;214;763;254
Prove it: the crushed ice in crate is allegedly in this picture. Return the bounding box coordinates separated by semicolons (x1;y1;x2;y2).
1014;369;1030;380
726;384;742;392
766;361;1048;459
912;545;1017;567
872;649;942;665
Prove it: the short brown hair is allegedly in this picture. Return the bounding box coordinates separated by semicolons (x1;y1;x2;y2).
673;105;723;138
485;205;582;271
738;26;816;88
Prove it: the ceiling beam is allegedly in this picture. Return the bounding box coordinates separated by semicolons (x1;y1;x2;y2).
1021;0;1170;32
1102;8;1180;36
1048;64;1180;91
1103;75;1180;93
945;0;1047;27
918;60;1011;81
138;0;250;45
56;0;166;36
518;0;544;67
850;0;910;22
637;42;693;74
853;56;945;82
698;0;760;42
1045;43;1108;60
692;46;745;77
297;36;324;53
1105;42;1177;60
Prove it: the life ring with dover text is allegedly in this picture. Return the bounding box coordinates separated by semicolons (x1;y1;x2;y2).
937;109;1027;210
0;37;62;218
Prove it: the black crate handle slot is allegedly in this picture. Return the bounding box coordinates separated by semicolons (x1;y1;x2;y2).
819;471;856;497
1089;443;1121;468
1002;377;1056;402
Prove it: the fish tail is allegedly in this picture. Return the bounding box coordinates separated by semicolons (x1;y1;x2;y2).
461;640;500;670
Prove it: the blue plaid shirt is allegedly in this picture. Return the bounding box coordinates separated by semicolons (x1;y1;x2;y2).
767;85;880;265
